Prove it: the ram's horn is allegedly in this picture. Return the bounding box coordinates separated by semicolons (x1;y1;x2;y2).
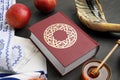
75;0;120;32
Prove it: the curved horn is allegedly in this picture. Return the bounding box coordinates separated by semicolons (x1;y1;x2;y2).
75;0;120;32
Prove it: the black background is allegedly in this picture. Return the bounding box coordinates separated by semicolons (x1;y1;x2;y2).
16;0;120;80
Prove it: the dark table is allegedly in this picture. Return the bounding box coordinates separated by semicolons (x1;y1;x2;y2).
16;0;120;80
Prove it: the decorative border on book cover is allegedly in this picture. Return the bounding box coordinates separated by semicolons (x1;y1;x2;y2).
44;23;77;49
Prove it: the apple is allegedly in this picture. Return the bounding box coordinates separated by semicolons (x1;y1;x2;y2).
6;3;31;29
34;0;56;13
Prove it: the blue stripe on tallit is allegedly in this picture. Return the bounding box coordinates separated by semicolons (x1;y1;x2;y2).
0;77;19;80
0;73;13;77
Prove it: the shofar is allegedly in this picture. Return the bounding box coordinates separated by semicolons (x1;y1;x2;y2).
75;0;120;32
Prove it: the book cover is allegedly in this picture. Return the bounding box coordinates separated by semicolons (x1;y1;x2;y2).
29;12;99;76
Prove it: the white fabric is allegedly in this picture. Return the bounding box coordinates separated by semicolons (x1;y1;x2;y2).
0;0;47;79
0;0;15;71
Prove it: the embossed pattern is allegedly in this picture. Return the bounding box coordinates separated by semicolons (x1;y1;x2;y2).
44;23;77;49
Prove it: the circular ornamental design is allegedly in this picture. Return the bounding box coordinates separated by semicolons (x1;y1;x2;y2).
44;23;77;49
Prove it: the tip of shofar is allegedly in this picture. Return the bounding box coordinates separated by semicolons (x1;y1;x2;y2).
75;0;120;32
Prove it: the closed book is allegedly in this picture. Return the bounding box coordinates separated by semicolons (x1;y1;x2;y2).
29;12;99;76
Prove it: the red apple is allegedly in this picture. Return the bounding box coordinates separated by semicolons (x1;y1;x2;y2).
6;3;31;29
34;0;56;13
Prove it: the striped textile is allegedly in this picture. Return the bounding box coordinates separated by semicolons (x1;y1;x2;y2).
0;0;47;80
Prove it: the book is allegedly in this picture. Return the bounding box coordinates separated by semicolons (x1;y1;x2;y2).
29;12;99;76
